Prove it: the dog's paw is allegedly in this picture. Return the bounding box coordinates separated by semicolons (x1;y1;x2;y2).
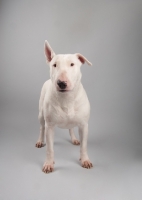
35;141;44;148
72;139;80;145
42;162;54;173
81;160;93;169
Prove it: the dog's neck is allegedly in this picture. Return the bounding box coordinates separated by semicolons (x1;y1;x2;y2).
51;82;82;114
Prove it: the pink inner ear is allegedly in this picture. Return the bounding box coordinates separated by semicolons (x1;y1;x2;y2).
45;45;52;62
78;55;85;64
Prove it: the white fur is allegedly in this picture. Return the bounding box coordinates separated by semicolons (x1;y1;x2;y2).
36;40;93;173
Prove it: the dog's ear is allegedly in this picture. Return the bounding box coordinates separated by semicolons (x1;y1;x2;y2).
75;53;92;66
44;40;55;63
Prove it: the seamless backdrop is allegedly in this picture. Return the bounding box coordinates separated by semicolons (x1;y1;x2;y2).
0;0;142;200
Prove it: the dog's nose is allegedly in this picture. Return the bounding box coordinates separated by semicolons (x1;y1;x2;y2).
57;80;67;89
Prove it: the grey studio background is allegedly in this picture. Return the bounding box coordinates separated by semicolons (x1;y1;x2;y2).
0;0;142;200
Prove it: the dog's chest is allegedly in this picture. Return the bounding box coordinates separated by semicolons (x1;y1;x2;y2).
49;104;80;129
61;106;75;116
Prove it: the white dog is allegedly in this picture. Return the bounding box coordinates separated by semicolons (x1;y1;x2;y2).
35;40;93;173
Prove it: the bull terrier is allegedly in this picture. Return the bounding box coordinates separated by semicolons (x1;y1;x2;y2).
35;40;93;173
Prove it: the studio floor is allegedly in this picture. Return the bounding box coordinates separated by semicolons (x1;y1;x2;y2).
0;114;142;200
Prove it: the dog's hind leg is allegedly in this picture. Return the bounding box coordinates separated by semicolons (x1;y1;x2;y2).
35;112;45;148
69;128;80;145
36;82;47;148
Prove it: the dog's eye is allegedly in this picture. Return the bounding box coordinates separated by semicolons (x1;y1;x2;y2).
53;64;56;67
70;63;74;67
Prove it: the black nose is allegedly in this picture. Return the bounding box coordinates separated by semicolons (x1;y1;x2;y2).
57;80;67;89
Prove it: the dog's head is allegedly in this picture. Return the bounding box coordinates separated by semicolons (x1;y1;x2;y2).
44;40;92;93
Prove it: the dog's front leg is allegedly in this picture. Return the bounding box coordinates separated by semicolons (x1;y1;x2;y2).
79;123;93;169
42;123;54;173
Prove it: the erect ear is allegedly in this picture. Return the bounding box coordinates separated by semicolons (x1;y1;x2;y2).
75;53;92;66
44;40;56;63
